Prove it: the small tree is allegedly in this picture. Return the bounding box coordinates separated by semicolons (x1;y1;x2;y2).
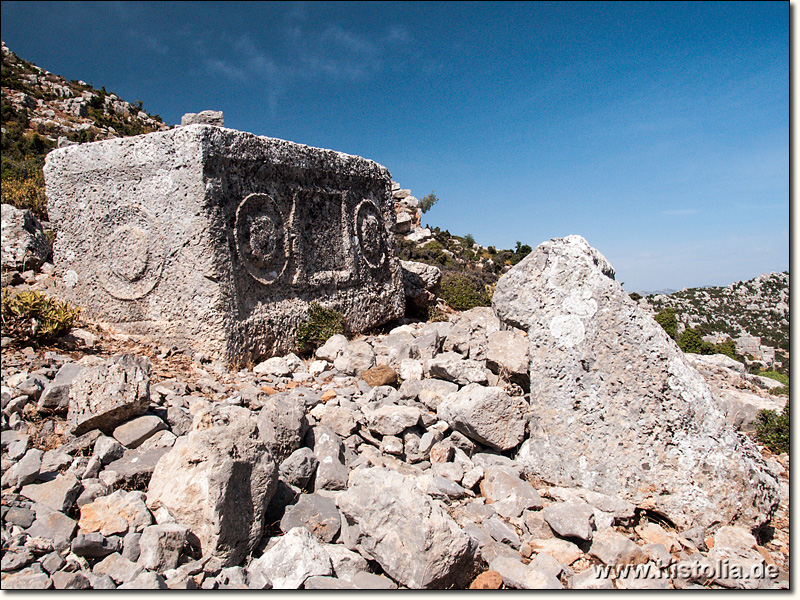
464;233;475;247
419;191;439;213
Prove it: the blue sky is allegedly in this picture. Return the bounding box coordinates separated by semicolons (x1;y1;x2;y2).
1;1;788;292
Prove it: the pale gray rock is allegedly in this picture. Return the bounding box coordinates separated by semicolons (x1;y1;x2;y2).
52;571;92;590
253;356;292;377
437;384;527;451
307;426;349;491
336;467;476;589
146;415;277;567
541;501;596;541
37;363;84;413
45;126;404;367
67;354;151;436
78;490;152;536
350;571;399;589
364;404;422;436
257;392;309;462
2;447;42;488
40;448;73;476
479;466;542;518
180;110;224;126
280;493;341;542
588;528;647;566
112;414;167;448
333;340;376;376
401;260;442;316
489;556;564;589
486;329;529;387
118;570;168;589
24;507;77;551
417;378;459;410
1;547;34;571
493;235;780;529
20;473;82;513
546;486;636;521
1;203;51;271
322;543;369;580
571;567;615;589
137;523;188;572
428;352;490;385
303;576;358;589
92;552;144;584
315;334;349;362
483;516;521;548
394;211;413;234
1;566;52;589
279;447;318;488
248;526;333;589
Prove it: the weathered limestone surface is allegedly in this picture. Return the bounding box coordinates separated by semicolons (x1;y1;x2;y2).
492;235;780;530
44;124;404;366
145;413;278;567
1;203;51;271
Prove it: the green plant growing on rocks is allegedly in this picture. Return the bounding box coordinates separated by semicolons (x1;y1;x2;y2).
654;308;678;341
295;302;346;354
1;289;81;344
755;403;789;454
440;272;492;311
678;327;713;355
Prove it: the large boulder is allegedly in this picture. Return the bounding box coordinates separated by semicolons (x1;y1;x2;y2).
336;467;477;589
146;412;278;567
1;203;51;271
67;354;151;435
492;235;779;530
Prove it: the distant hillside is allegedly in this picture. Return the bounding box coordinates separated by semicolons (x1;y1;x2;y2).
1;41;169;220
645;272;789;372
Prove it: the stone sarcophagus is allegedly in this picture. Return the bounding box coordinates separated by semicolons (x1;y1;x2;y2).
44;124;405;366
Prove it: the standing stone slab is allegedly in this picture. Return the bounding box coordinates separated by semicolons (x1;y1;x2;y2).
45;125;404;367
492;235;779;530
145;415;278;567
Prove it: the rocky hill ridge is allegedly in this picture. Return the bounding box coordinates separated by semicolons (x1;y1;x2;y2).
644;271;789;373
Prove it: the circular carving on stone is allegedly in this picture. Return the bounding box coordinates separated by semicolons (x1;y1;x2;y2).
355;200;386;270
96;206;164;300
235;193;288;285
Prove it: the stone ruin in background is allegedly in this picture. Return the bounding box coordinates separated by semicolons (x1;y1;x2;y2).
43;114;405;367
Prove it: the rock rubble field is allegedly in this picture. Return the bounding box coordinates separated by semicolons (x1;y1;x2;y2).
0;233;789;589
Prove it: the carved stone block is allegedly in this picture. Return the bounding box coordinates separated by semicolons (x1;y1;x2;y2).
44;125;404;366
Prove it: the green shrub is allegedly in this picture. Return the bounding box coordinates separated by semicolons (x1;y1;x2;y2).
654;308;678;341
711;339;744;363
1;289;80;343
755;403;789;454
295;303;345;354
440;272;492;311
1;172;48;220
629;292;642;302
678;327;713;354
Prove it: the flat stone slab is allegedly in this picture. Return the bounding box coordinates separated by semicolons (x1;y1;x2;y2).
45;125;404;367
